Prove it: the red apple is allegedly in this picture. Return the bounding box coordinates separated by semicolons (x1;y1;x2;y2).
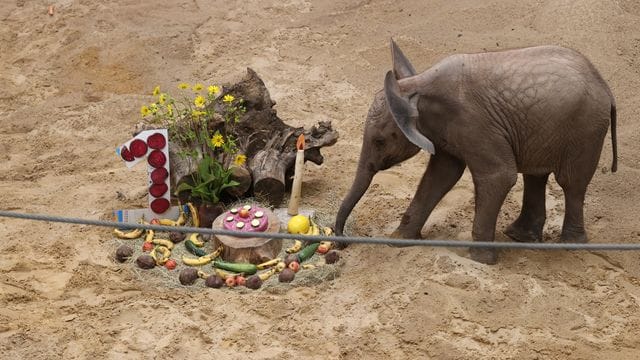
288;261;300;273
238;209;250;218
142;242;154;252
164;259;177;270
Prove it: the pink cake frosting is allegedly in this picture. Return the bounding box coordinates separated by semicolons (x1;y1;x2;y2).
222;204;269;233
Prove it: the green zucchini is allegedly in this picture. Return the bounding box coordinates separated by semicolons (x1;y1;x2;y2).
185;240;207;257
213;260;258;275
297;242;320;262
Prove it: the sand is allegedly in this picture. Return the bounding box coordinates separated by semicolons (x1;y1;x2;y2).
1;0;640;358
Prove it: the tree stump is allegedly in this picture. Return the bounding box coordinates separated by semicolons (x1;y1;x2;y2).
212;209;281;264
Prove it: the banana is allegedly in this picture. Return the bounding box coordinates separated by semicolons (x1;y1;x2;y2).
209;245;224;259
152;238;174;250
322;226;334;236
285;240;303;254
188;233;205;247
113;228;144;239
275;261;286;272
181;254;213;266
187;202;200;227
303;261;325;270
258;268;277;281
197;270;210;279
154;246;171;265
308;220;321;236
285;220;320;253
214;268;234;279
256;258;281;270
176;204;186;226
158;218;178;226
144;229;154;243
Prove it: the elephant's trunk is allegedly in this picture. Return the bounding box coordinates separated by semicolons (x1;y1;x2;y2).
335;163;376;236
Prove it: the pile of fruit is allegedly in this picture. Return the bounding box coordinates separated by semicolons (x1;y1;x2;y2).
113;205;341;290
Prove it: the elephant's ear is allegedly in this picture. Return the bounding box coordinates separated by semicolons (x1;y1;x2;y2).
391;39;416;79
384;71;436;155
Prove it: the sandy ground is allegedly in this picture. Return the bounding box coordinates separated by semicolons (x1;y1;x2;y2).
2;0;640;358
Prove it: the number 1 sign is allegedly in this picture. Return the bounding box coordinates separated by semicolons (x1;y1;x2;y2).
114;129;179;223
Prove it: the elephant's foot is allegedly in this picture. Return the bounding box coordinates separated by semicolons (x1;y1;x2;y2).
504;220;543;243
387;229;421;247
469;248;498;265
560;229;588;243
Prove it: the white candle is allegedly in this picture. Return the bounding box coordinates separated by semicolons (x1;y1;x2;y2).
288;134;305;215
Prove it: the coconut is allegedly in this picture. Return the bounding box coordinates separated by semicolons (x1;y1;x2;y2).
136;254;156;269
115;244;134;262
179;268;199;285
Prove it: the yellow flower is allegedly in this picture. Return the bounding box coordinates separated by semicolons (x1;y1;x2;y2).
194;95;206;108
223;94;235;104
193;83;204;92
234;154;247;166
150;103;159;114
191;110;207;118
140;105;150;117
158;93;167;105
208;85;220;96
152;86;160;96
178;82;190;90
211;132;225;148
166;104;173;116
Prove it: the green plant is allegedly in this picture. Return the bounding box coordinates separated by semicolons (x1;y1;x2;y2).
140;83;247;203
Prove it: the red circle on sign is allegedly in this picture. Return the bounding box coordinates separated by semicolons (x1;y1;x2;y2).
148;150;166;168
130;139;148;158
149;183;168;197
147;132;166;149
120;146;134;161
150;167;169;184
150;198;170;214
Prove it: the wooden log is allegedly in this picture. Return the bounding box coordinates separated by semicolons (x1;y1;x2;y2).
212;210;281;264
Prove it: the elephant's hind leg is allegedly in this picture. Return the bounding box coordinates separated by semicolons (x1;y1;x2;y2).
558;182;589;243
555;138;604;243
504;174;549;242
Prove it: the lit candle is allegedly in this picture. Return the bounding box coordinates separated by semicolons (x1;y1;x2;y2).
287;134;305;215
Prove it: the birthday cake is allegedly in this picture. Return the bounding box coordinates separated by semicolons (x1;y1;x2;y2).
222;204;269;233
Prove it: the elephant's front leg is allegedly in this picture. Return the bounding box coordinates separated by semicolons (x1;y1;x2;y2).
469;169;518;264
391;151;465;239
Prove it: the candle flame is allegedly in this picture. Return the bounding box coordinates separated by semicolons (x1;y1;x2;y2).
296;134;305;151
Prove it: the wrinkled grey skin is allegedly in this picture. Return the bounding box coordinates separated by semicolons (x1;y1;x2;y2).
335;40;618;264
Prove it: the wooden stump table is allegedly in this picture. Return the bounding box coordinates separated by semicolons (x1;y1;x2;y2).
211;208;281;264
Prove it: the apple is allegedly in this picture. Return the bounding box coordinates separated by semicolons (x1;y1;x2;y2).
238;208;250;218
142;242;154;252
164;259;177;270
288;261;300;273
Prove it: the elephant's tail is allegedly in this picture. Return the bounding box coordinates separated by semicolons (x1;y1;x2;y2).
611;103;618;173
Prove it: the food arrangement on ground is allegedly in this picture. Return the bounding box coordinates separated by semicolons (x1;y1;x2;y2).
113;203;342;290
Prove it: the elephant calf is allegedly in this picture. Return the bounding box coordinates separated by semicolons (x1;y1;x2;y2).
335;40;617;264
